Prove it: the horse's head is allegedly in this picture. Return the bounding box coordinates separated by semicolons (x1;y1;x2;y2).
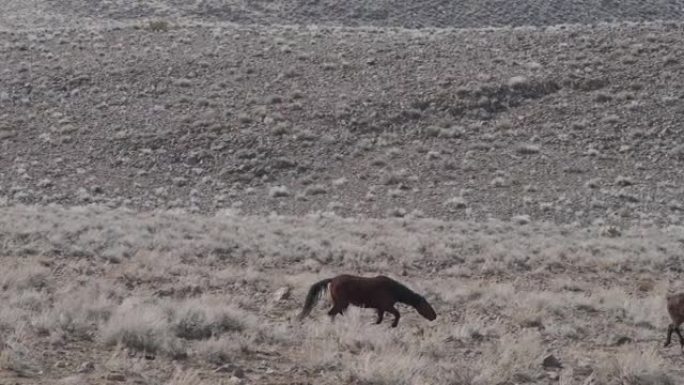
415;297;437;321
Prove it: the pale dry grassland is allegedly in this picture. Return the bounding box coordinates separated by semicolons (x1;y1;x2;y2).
1;204;684;384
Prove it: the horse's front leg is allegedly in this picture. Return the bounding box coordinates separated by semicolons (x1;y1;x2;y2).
675;326;684;350
375;309;384;324
666;324;675;347
388;306;400;328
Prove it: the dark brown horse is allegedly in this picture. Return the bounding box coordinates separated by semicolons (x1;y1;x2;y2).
298;274;437;327
665;292;684;350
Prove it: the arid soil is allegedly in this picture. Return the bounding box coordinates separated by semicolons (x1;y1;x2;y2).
1;1;684;384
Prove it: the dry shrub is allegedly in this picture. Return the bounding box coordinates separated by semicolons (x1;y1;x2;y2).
345;347;430;385
197;334;255;365
147;20;170;32
100;297;183;357
0;264;50;291
33;283;115;340
0;328;41;378
166;368;204;385
473;330;544;384
594;347;673;385
169;297;247;340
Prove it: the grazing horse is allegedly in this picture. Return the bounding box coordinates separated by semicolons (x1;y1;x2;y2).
665;292;684;350
297;274;437;327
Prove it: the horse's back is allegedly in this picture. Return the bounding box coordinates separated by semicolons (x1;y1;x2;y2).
329;274;395;307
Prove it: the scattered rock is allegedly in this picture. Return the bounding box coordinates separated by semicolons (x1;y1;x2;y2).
274;286;291;301
512;215;531;225
304;184;327;196
614;336;633;346
669;200;683;211
37;178;53;188
444;197;467;209
585;178;601;189
388;208;407;217
269;186;290;198
508;76;529;89
615;176;634;186
491;177;508;187
542;354;563;369
233;367;245;378
77;361;94;373
105;372;126;382
332;177;348;187
516;143;541;155
215;364;238;373
599;226;621;237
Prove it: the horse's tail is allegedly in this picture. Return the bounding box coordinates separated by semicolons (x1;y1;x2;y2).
298;278;332;321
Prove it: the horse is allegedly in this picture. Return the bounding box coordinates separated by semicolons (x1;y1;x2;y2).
665;292;684;350
297;274;437;327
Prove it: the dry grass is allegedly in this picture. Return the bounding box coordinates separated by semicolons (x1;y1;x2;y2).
0;204;682;383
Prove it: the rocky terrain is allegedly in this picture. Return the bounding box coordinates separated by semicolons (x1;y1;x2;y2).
1;19;684;226
3;0;684;30
1;0;684;384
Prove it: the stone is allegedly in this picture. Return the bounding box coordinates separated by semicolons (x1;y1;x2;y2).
105;372;126;382
77;361;94;373
542;354;562;369
274;287;291;301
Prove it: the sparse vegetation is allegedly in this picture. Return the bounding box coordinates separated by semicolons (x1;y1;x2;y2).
0;205;681;383
146;20;170;32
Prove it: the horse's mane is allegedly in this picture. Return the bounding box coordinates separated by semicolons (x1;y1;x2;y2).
386;277;423;306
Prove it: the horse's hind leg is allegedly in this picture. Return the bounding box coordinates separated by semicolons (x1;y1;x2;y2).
375;309;384;324
665;324;674;347
327;301;348;322
675;326;684;349
388;306;401;328
327;306;341;321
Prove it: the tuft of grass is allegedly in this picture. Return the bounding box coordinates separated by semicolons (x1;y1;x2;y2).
165;369;205;385
473;330;544;384
33;284;114;340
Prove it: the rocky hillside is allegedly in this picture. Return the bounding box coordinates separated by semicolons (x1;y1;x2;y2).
2;21;684;225
5;0;684;30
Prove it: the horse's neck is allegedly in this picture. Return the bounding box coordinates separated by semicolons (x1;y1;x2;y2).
392;282;419;306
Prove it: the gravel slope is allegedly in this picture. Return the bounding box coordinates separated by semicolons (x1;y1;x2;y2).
2;21;684;225
4;0;684;30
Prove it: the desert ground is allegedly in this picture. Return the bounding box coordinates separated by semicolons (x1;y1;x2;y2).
1;1;684;384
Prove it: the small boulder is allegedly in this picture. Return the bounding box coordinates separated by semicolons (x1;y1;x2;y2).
512;215;531;225
269;186;290;198
614;336;633;346
105;372;126;382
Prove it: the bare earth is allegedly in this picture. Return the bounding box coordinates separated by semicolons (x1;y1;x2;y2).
1;1;684;385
